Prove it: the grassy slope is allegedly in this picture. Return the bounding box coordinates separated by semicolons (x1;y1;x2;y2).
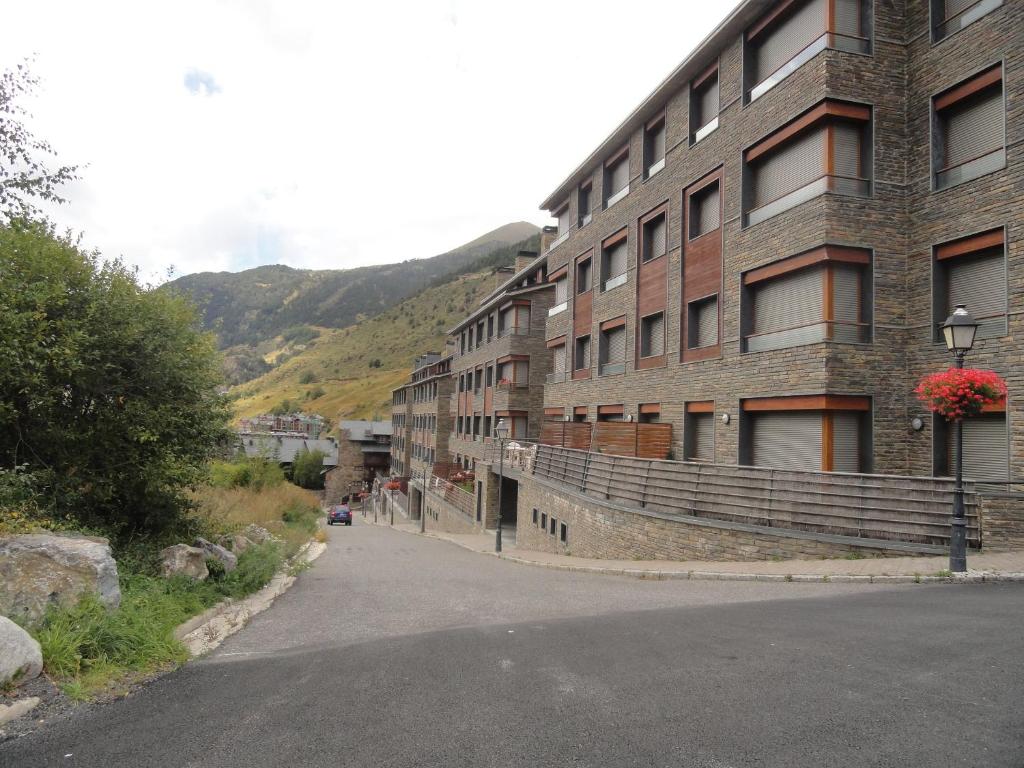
230;270;498;424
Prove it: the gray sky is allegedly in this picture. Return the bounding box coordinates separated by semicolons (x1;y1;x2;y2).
1;1;728;281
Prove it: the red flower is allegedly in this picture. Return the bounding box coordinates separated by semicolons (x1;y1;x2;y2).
915;368;1007;421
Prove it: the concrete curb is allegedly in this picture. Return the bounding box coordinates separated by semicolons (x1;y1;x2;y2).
173;541;326;657
370;519;1024;585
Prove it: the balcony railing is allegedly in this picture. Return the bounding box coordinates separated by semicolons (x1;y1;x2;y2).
605;185;629;209
745;174;870;227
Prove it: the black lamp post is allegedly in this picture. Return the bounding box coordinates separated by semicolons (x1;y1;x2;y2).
940;304;979;573
494;418;509;553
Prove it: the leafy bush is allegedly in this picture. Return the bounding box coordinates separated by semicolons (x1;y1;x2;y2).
298;370;317;384
290;449;325;490
281;325;320;345
208;457;285;491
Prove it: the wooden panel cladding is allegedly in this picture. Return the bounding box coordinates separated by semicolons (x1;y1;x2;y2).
548;265;568;282
935;228;1004;261
600;316;627;332
494;409;527;418
744;244;870;285
686;400;715;413
573;252;593;351
598;404;624;415
747;0;803;40
592;422;673;459
636;200;670;371
639;403;661;415
682;166;723;363
692;58;719;89
574;406;589;415
605;142;629;167
546;335;567;349
544;407;565;417
934;65;1002;112
496;354;529;364
540;421;593;451
742;394;871;411
483;387;492;416
602;227;628;249
746;100;871;163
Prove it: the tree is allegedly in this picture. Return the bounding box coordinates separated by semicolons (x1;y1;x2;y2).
0;59;78;222
0;220;233;536
291;448;325;490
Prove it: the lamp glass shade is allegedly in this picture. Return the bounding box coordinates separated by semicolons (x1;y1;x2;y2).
941;305;978;353
494;418;509;440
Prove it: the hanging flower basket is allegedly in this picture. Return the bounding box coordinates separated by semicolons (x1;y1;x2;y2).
915;367;1006;421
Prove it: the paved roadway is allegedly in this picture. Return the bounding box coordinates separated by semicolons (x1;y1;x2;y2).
3;519;1022;767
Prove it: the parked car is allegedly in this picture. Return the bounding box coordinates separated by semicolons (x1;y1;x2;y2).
327;504;353;526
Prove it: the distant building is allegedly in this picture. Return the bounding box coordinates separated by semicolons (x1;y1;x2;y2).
238;432;338;468
324;420;393;503
238;412;326;439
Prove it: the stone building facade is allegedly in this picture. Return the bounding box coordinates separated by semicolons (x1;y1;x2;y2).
324;420;392;503
535;0;1021;493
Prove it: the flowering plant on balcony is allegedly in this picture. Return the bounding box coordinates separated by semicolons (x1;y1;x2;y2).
498;378;512;386
915;367;1006;421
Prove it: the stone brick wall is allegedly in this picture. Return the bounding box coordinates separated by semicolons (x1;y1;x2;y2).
516;475;931;562
980;493;1024;553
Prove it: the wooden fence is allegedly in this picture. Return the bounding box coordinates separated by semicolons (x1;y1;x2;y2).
539;421;672;459
532;445;981;548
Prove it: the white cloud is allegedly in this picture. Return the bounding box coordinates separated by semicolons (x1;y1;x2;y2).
1;0;728;283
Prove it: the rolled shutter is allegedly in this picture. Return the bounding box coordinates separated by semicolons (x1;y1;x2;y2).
557;207;572;235
651;124;666;163
833;0;861;36
553;345;566;374
945;0;976;18
831;264;862;342
691;412;715;462
646;314;665;356
944;88;1003;168
697;297;719;347
752;128;825;208
555;277;568;303
514;360;528;383
700;77;719;124
609;157;629;193
501;307;515;331
754;0;826;82
832;123;861;178
750;266;825;351
831;412;860;472
519;305;531;330
949;249;1006;338
608;242;627;278
607;327;626;363
962;414;1008;483
648;217;667;258
751;411;823;471
697;184;720;235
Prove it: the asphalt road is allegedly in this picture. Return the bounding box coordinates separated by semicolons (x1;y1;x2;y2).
3;519;1022;767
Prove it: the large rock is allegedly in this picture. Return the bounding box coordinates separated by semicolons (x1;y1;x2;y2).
243;524;273;544
0;534;121;624
0;616;43;687
194;537;237;572
159;545;209;581
217;533;253;555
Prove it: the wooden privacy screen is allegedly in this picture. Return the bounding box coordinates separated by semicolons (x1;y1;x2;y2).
540;420;594;452
592;422;673;459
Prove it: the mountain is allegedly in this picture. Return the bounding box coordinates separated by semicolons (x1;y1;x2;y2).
166;221;539;349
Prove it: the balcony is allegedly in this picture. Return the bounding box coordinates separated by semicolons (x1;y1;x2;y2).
748;32;870;103
745;174;870;227
605;185;629;209
744;320;872;353
497;325;530;339
547;230;570;253
548;301;568;317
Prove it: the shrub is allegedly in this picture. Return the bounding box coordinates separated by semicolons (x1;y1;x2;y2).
291;449;325;489
298;371;317;384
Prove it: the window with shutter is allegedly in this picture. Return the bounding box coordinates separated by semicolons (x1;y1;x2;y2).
605;153;630;206
578;185;592;227
603;240;628;291
552;345;566;375
574;336;591;370
577;259;592;293
640;313;665;358
554;277;568;304
645;118;666;177
643;214;667;262
556;205;571;236
600;327;626;374
751;127;825;210
948;249;1006;339
687;412;715;462
747;267;826;352
689;182;720;239
750;411;824;471
748;0;827;101
830;264;864;343
514;360;528;384
934;69;1004;189
691;71;720;143
932;0;1002;40
962;414;1008;484
831;412;861;472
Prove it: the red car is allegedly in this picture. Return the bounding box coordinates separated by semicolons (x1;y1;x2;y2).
327;504;353;525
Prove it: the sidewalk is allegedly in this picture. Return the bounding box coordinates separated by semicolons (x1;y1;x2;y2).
358;510;1024;584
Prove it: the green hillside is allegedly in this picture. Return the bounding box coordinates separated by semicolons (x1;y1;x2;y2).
166;221;539;349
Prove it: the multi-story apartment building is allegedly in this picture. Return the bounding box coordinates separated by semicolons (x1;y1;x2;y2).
409;354;453;478
389;383;411;479
536;0;1020;490
448;249;557;471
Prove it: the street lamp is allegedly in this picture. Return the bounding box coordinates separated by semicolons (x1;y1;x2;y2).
494;418;509;553
941;304;979;573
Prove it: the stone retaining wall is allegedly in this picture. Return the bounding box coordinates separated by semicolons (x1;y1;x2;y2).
980;494;1024;552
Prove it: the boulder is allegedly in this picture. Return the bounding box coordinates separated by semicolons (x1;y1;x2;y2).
0;534;121;624
159;545;209;581
243;524;273;543
0;617;43;687
217;534;253;555
194;537;237;572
